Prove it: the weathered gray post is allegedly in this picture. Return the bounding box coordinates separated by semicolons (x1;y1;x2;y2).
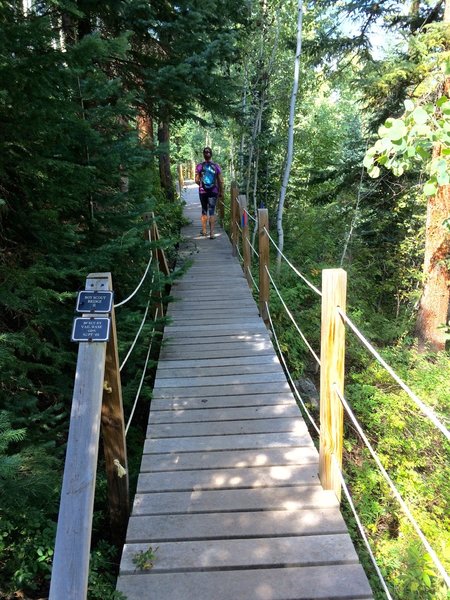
50;273;111;600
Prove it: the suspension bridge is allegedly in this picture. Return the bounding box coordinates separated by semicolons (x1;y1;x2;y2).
48;178;449;600
114;183;373;599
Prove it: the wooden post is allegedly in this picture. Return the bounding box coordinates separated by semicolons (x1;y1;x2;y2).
230;181;239;256
177;164;184;198
239;195;252;288
99;273;129;546
319;268;347;502
258;208;269;324
49;274;109;600
218;189;225;225
151;215;170;277
142;214;170;273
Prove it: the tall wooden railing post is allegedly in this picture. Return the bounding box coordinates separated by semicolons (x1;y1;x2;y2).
239;195;252;288
101;273;129;547
50;274;110;600
230;181;239;256
258;208;269;324
319;268;347;502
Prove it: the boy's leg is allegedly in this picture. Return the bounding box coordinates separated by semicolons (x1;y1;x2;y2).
208;195;218;238
200;195;208;235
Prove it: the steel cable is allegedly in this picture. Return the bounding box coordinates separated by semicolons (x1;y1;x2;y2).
114;252;153;308
247;266;259;292
265;266;321;366
335;385;450;588
331;454;394;600
266;302;319;435
337;308;450;441
263;226;322;297
125;308;159;436
119;292;152;372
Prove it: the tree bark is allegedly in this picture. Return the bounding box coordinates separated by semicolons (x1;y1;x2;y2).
137;110;154;147
414;2;450;351
276;0;303;272
158;121;175;202
414;143;450;351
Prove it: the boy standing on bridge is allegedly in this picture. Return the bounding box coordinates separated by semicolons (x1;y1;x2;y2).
195;146;224;239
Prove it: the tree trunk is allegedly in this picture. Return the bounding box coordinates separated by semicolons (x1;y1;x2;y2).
276;0;303;272
158;121;175;202
414;2;450;350
445;0;450;22
414;147;450;351
137;110;154;147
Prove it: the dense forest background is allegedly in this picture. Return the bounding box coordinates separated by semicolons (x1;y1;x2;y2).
1;1;449;599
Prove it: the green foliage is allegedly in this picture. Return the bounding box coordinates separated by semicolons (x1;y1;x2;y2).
343;346;450;598
0;3;184;597
0;412;26;481
87;541;127;600
365;77;450;195
132;546;158;571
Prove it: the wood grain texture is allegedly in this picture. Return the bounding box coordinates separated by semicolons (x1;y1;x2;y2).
116;190;373;599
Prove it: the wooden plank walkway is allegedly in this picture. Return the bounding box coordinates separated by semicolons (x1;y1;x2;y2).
116;184;373;599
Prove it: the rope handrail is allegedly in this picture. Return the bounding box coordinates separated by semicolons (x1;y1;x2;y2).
266;302;319;435
114;252;153;308
335;385;450;588
331;454;394;600
244;208;257;223
119;295;151;372
263;226;322;297
265;265;321;366
235;242;244;264
337;308;450;441
125;308;159;436
248;237;259;258
247;265;259;292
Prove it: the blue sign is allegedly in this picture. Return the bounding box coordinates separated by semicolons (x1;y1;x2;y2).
71;317;111;342
76;291;113;313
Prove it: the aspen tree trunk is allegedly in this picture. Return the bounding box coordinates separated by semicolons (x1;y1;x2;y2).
414;1;450;351
276;0;303;271
239;65;248;179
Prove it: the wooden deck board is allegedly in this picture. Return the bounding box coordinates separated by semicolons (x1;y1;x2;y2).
117;565;373;599
117;188;373;599
139;446;320;472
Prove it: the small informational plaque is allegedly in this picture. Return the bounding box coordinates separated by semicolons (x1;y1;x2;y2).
76;291;113;314
71;317;111;342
